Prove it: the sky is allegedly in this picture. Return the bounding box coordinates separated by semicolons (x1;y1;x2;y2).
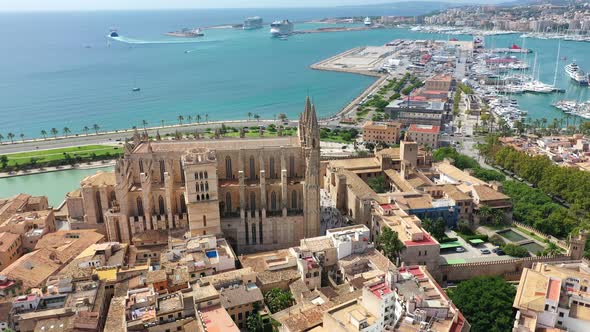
0;0;501;12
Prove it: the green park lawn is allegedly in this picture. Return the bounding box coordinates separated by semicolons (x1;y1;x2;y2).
3;145;122;167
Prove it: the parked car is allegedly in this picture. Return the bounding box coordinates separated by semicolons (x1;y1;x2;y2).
496;249;505;256
456;247;466;253
480;249;491;254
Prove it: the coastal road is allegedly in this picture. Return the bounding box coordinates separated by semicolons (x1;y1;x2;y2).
0;119;297;154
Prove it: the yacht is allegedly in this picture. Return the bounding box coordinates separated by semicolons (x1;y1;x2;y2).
270;20;294;37
565;62;588;85
243;17;263;30
364;17;372;26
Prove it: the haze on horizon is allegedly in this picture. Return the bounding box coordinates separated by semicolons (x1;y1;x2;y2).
1;0;509;12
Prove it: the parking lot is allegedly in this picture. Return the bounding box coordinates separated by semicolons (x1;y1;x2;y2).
439;230;515;264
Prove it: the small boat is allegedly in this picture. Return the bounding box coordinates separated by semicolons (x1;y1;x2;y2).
109;31;119;38
132;87;141;92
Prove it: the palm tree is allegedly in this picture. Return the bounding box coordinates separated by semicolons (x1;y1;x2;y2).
273;114;277;121
19;133;25;142
278;113;288;122
50;128;58;138
247;112;253;120
177;115;184;125
142;120;148;130
92;124;100;134
205;113;209;122
63;127;71;138
254;114;261;122
40;130;47;140
541;117;548;129
0;133;3;143
7;133;15;143
542;242;561;256
187;115;193;123
161;120;165;127
196;114;201;123
83;126;90;136
566;113;571;127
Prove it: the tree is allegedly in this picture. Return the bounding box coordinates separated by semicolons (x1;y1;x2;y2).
449;276;516;332
278;113;288;122
501;243;529;257
187;115;193;123
7;133;15;143
83;126;90;136
92;124;100;134
205;113;209;122
0;133;3;143
197;114;201;123
177;115;184;125
142;120;148;130
367;175;387;193
264;288;294;313
50;128;58;138
541;242;561;256
254;114;261;122
0;155;8;169
246;312;264;332
19;133;25;142
376;227;405;264
63;127;71;138
40;130;47;139
422;217;446;241
248;112;253;120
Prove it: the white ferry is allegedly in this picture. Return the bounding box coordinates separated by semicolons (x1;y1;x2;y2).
244;17;263;30
270;20;294;37
364;17;372;26
565;62;588;85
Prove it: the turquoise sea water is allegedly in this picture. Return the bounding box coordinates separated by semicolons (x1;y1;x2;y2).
0;9;393;138
0;167;113;207
2;9;590;204
1;10;589;139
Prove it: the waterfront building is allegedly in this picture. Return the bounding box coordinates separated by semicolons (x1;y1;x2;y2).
362;120;402;145
385;99;446;126
66;97;321;254
424;74;456;91
513;260;590;331
406;124;441;148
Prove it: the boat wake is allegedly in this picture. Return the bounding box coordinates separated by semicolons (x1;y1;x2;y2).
108;36;220;45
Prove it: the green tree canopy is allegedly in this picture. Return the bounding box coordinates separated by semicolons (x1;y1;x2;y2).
376;227;405;264
448;276;516;332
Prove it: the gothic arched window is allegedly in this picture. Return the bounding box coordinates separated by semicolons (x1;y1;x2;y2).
249;156;256;180
136;197;144;216
96;192;103;223
291;190;297;209
225;156;232;179
226;192;232;213
271;192;277;211
158;196;165;215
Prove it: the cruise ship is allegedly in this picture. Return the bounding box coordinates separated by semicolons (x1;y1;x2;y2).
243;16;263;30
270;20;294;37
565;62;588;85
364;17;372;26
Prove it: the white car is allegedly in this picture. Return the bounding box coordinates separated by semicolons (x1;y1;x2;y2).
455;247;466;253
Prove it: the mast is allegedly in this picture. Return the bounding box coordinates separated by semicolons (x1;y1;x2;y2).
553;39;561;87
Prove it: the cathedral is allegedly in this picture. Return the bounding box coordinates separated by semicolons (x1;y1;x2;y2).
66;97;321;253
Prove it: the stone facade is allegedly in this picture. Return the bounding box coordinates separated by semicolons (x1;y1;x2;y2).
68;98;320;254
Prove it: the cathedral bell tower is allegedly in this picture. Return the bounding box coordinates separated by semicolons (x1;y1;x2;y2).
300;97;321;238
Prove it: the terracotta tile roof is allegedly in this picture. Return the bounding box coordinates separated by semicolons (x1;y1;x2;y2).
0;249;62;289
80;171;116;187
408;124;441;134
134;137;299;154
472;185;509;202
34;230;105;264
